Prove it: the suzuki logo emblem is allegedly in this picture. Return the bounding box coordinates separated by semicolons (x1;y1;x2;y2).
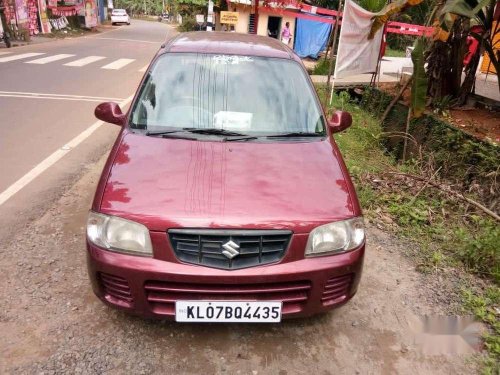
222;240;240;259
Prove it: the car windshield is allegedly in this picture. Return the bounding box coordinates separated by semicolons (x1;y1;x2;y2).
130;53;325;135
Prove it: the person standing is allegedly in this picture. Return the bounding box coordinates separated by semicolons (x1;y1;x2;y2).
281;22;292;45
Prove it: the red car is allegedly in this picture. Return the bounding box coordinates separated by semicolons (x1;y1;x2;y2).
87;32;365;322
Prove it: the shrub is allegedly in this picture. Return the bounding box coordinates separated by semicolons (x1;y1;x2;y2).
178;16;199;32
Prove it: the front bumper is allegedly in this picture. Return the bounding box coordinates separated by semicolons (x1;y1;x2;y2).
86;233;365;320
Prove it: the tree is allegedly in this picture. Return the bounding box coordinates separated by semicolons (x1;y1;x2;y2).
370;0;500;107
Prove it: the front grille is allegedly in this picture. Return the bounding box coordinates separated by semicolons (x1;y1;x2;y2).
144;280;311;315
168;229;291;270
321;274;353;306
99;272;133;307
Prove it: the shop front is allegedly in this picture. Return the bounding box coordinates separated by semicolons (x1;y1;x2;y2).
1;0;51;37
47;0;98;29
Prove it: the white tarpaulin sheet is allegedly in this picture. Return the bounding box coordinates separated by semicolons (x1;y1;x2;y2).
334;0;384;79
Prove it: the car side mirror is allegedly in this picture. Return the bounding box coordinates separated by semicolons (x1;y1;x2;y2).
327;111;352;133
95;102;125;126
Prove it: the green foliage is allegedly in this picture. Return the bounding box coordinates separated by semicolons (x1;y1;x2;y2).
463;287;500;373
455;219;500;282
410;37;428;118
439;0;493;30
178;16;199;31
384;47;407;57
320;85;500;373
316;85;395;176
362;88;500;190
311;0;339;10
387;196;433;226
312;58;335;75
386;0;433;50
355;0;386;12
114;0;165;15
431;94;453;116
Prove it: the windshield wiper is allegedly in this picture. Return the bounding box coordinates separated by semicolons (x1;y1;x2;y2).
145;129;185;136
183;128;247;136
265;132;324;138
223;136;259;142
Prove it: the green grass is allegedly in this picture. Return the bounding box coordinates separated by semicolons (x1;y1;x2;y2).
463;287;500;374
312;58;334;76
316;86;390;174
384;48;407;57
316;84;499;372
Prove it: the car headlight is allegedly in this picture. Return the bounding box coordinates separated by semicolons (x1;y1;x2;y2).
86;211;153;256
305;217;365;256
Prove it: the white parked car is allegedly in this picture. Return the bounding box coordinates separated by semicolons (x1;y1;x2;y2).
111;9;130;25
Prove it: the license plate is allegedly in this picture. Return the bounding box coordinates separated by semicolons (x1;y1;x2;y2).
176;301;282;323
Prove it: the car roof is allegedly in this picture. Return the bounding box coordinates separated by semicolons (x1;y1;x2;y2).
161;32;300;61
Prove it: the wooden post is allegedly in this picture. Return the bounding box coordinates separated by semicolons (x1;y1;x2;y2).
326;0;343;89
402;106;412;162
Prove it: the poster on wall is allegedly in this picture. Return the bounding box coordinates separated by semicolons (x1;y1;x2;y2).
15;0;29;24
107;0;113;9
84;0;98;28
38;0;52;33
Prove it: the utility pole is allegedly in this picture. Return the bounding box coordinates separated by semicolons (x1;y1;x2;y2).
143;0;147;15
207;0;214;31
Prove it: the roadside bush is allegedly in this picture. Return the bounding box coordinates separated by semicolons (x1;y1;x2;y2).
178;16;199;32
455;219;500;283
312;58;334;75
387;33;414;52
361;87;500;212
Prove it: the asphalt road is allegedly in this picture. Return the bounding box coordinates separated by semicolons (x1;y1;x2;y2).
0;20;172;242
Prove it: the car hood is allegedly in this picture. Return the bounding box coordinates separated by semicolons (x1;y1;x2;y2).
99;132;359;233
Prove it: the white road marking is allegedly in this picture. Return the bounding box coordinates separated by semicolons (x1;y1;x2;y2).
64;55;106;67
0;91;125;101
0;94;119;102
26;54;75;64
0;95;135;207
90;37;161;44
139;64;149;72
0;51;13;56
0;52;45;63
101;58;135;70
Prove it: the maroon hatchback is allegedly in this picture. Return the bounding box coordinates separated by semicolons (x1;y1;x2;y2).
87;32;365;322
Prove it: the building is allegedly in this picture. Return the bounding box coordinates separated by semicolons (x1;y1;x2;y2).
0;0;100;38
224;0;335;58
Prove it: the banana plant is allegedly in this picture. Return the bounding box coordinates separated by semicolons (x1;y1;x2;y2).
368;0;424;39
367;0;499;109
410;37;428;117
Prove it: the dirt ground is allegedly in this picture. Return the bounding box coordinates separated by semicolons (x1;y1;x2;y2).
0;154;481;374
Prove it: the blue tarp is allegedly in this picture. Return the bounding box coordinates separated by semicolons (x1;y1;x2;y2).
294;12;333;59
